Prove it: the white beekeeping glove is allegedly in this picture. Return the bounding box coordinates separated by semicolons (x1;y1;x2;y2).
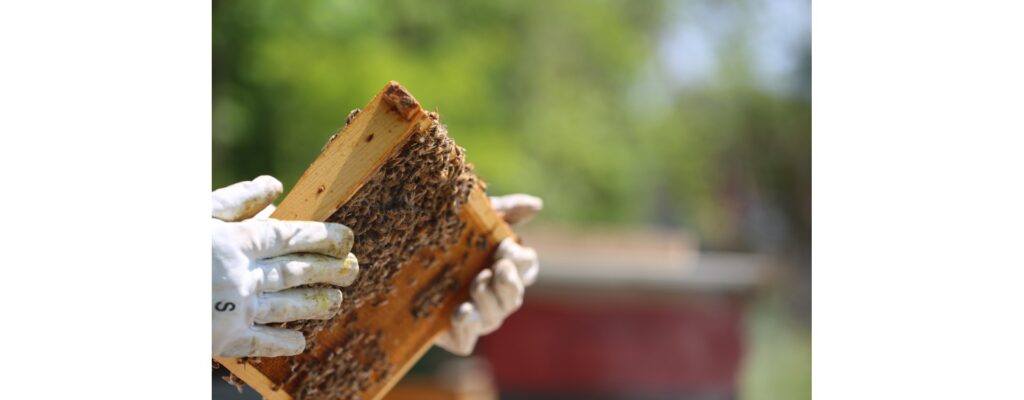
212;176;360;357
435;194;542;355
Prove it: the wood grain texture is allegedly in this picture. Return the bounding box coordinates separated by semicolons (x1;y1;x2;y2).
215;81;514;400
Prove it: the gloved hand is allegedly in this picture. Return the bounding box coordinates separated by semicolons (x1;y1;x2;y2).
435;194;542;355
212;176;360;357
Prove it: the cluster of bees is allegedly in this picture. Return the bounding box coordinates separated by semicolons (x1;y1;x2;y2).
411;262;460;319
293;327;387;400
274;113;479;399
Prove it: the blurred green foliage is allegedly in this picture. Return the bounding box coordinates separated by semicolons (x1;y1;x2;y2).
741;291;812;400
214;2;810;398
213;0;809;251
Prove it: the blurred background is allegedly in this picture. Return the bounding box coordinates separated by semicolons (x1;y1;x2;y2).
213;0;809;399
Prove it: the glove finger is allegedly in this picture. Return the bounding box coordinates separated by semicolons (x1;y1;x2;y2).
434;331;460;355
218;325;306;357
256;253;359;292
470;269;503;335
489;194;543;225
435;302;482;356
212;175;283;222
254;204;277;220
496;238;540;287
254;288;343;324
242;220;354;259
491;259;525;315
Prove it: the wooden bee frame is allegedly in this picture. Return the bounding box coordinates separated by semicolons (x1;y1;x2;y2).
215;81;514;400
